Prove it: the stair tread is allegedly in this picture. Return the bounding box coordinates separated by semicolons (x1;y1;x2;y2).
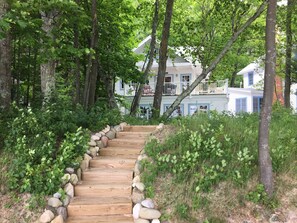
67;215;133;223
111;138;146;142
93;156;136;161
100;146;142;150
69;196;131;205
66;126;156;221
83;168;133;173
75;182;131;187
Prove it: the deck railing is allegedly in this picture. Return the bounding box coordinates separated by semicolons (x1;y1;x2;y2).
123;79;228;96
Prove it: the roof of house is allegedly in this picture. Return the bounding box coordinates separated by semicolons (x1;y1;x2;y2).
237;62;259;75
133;35;192;68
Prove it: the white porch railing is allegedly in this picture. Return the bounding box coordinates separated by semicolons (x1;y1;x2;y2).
123;79;228;96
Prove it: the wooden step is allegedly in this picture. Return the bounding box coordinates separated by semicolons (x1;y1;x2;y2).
123;125;157;132
108;138;145;148
67;215;133;223
90;157;136;169
116;131;151;139
99;147;141;156
75;183;131;198
67;197;132;216
82;169;133;183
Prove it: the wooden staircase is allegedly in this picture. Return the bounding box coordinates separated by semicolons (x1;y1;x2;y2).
66;125;156;223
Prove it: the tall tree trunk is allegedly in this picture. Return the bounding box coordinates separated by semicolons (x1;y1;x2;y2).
103;74;117;109
230;48;241;87
162;1;267;119
40;11;56;103
25;47;31;106
284;0;293;108
258;0;276;197
83;0;99;109
74;0;81;105
152;0;174;119
0;0;12;109
130;0;159;116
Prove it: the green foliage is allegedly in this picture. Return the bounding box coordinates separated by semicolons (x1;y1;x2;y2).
4;106;89;194
246;184;278;208
175;203;190;220
141;110;297;220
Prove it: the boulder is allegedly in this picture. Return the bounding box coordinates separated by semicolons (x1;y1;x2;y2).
48;197;62;208
134;219;150;223
64;183;74;198
119;122;128;130
102;125;111;133
88;140;96;147
133;175;141;184
70;174;79;185
135;182;145;192
61;174;70;185
76;168;82;181
53;192;62;199
96;140;104;148
139;208;161;219
152;219;160;223
80;160;88;171
91;135;100;141
56;207;68;221
114;125;121;132
84;153;92;161
50;215;64;223
89;147;97;157
133;203;142;219
141;199;154;209
134;161;141;176
62;195;71;206
95;132;102;138
39;210;55;223
132;188;144;204
105;130;116;140
65;167;74;174
101;136;109;147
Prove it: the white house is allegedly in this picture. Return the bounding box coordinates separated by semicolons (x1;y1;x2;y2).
115;36;229;117
115;36;297;117
230;61;297;113
227;62;264;113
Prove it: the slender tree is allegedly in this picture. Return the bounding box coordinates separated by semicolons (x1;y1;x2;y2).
83;0;99;109
284;0;294;108
130;0;159;116
0;0;12;109
40;10;57;102
162;1;267;119
152;0;174;118
258;0;276;197
73;0;81;104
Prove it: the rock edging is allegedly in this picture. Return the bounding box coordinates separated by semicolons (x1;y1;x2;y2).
36;122;129;223
132;123;165;223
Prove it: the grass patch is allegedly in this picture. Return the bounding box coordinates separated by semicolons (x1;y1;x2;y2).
141;109;297;222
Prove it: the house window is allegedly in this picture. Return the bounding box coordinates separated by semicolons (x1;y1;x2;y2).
188;103;209;115
180;74;191;91
163;74;176;95
120;79;124;90
248;71;254;86
235;98;247;113
164;104;184;117
253;96;263;113
139;104;152;119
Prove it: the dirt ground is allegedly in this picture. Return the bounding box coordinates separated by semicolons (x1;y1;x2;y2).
0;192;43;223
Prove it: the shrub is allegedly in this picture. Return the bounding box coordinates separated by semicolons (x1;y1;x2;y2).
5;107;89;194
